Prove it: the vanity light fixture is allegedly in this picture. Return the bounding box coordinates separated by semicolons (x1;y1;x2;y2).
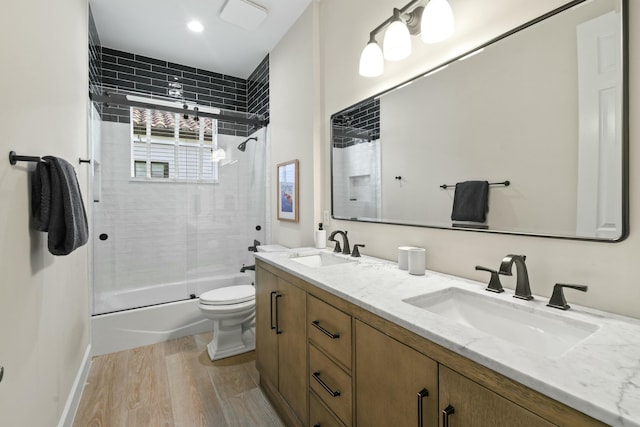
358;0;455;77
359;33;385;77
383;9;412;61
421;0;454;43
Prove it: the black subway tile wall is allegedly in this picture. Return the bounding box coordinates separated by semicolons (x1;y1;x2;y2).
88;6;102;99
332;98;380;148
248;55;269;125
98;47;270;137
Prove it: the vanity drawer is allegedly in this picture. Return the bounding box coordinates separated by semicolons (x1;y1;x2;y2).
308;295;352;370
310;390;346;427
309;344;352;426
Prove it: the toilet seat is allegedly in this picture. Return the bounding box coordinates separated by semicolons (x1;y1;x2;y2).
200;285;255;306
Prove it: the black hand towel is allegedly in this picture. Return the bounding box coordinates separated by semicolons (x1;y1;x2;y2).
38;156;89;255
451;180;489;222
31;161;51;232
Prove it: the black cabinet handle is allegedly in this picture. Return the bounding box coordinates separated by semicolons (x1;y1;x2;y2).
275;294;282;334
417;388;429;427
312;371;341;398
311;320;340;339
269;291;277;330
442;405;455;427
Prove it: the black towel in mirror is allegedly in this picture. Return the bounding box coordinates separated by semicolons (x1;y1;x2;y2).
451;180;489;222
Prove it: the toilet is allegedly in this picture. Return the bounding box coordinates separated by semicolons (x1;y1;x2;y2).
198;284;256;361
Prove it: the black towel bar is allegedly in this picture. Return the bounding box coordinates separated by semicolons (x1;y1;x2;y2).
440;180;510;189
8;151;40;165
9;151;90;166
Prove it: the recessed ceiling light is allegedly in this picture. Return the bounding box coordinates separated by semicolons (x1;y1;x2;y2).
187;20;204;33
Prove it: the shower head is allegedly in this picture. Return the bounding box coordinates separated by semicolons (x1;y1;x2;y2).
237;137;258;152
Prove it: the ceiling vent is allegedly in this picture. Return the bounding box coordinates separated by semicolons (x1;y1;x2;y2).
220;0;268;31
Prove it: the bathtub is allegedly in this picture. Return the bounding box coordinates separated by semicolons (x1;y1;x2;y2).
91;272;254;356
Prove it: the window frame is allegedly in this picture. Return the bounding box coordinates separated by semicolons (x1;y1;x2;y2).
130;107;219;183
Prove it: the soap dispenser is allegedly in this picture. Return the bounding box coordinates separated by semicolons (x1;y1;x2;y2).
315;223;327;249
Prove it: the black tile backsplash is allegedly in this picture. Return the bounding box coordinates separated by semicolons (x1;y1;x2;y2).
248;55;270;125
91;39;270;136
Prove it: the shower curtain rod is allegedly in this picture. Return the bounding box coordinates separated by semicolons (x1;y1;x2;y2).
90;93;267;128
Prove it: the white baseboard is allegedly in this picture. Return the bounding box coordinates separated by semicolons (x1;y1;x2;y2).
58;344;92;427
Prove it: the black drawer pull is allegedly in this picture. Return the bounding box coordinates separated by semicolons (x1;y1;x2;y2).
312;371;341;398
269;291;277;330
442;404;455;427
311;320;340;339
417;388;429;427
275;294;282;334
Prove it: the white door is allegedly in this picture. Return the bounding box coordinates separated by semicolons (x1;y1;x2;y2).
575;11;622;239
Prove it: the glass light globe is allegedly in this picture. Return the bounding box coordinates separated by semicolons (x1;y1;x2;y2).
359;39;384;77
421;0;455;44
383;12;411;61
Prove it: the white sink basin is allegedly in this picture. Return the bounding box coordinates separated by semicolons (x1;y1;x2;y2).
403;288;599;358
289;253;355;268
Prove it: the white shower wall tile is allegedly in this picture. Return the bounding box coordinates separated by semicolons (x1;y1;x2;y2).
92;122;266;313
332;140;381;219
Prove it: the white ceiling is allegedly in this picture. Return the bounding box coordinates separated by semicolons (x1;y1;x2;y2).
90;0;312;79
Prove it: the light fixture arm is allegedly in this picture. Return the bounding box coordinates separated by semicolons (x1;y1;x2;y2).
369;0;424;39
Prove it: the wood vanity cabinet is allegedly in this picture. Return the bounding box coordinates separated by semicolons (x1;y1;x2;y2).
255;265;307;426
355;320;438;427
256;261;606;427
439;366;553;427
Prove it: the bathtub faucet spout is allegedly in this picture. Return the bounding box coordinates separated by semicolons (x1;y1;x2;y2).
240;264;256;273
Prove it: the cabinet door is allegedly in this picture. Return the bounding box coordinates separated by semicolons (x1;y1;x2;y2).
355;321;438;427
277;277;308;424
255;266;279;388
439;366;554;427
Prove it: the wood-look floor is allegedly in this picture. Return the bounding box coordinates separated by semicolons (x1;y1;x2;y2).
73;333;284;427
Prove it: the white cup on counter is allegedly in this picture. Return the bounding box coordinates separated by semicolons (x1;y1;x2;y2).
398;246;416;270
408;247;426;275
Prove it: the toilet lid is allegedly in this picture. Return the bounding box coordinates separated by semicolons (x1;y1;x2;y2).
200;285;255;305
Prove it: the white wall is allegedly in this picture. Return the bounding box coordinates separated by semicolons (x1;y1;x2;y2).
270;2;322;248
267;0;640;319
0;0;91;425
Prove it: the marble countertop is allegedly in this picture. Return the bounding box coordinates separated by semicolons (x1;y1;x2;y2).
255;248;640;427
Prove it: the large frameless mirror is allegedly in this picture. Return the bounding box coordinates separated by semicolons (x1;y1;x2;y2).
331;0;627;241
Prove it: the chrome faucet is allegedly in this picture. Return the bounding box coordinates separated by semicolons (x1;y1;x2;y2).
328;230;351;255
499;254;533;300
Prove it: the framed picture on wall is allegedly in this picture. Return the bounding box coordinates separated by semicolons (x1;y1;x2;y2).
277;159;299;222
